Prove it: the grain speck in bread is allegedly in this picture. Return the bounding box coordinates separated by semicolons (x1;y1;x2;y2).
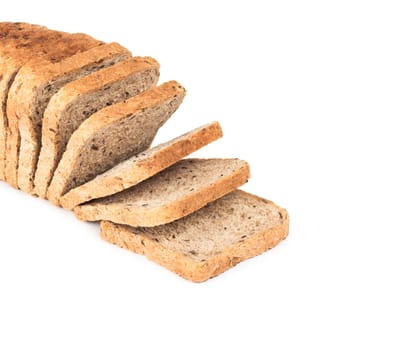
6;42;131;191
34;56;160;198
0;22;100;182
47;80;186;206
60;122;223;209
100;190;289;282
74;158;250;227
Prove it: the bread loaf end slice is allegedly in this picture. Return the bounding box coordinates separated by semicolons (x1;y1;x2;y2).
101;190;289;282
47;80;186;206
74;158;250;227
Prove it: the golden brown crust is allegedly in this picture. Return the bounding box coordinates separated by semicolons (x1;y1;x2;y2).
34;56;159;198
100;191;289;282
6;43;130;191
0;22;101;184
0;58;17;181
0;23;100;62
47;81;186;206
60;122;223;210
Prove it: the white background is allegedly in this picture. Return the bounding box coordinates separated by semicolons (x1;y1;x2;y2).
1;1;394;349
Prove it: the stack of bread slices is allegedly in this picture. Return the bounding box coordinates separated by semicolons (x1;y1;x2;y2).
0;22;289;282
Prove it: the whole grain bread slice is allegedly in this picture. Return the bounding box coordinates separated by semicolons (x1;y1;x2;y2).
60;122;223;210
34;56;160;198
5;42;131;191
74;158;250;227
0;22;100;182
47;80;186;206
100;190;289;282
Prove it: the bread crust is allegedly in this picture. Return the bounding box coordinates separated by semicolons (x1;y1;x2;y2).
0;22;100;182
6;42;130;191
100;190;289;282
60;122;223;210
47;81;186;206
34;56;159;198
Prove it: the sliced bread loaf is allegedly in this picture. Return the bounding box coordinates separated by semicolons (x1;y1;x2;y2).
0;22;100;181
47;80;186;206
60;122;223;209
100;190;289;282
6;42;131;191
74;158;250;227
34;56;160;198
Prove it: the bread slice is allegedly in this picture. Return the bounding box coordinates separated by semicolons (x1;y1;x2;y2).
47;80;186;206
5;42;131;191
60;122;223;210
34;56;160;199
74;158;250;227
0;22;100;181
100;190;289;282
